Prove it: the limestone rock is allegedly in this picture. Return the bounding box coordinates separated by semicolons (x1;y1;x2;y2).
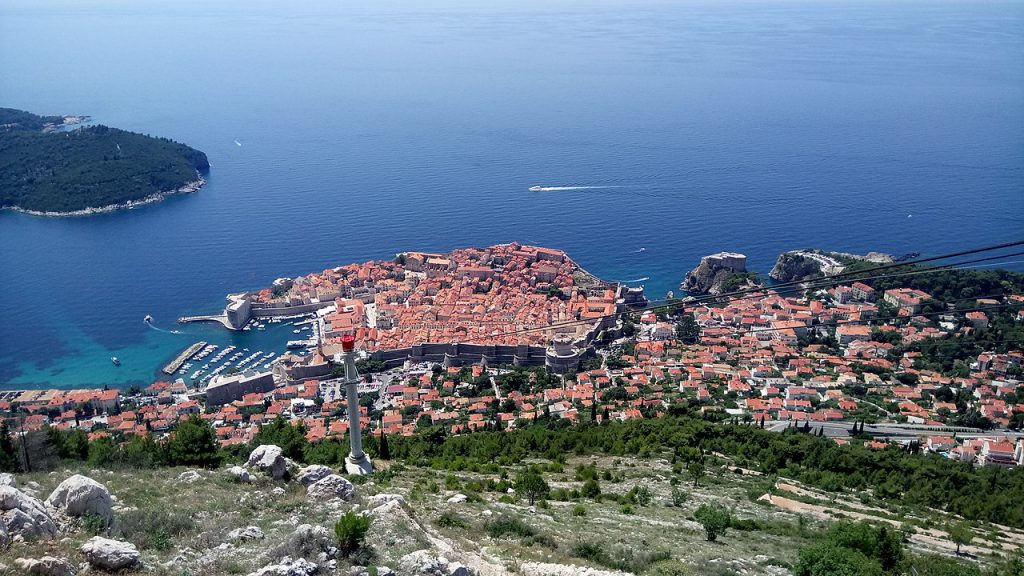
177;470;202;483
306;474;355;501
81;536;141;571
680;252;754;296
278;524;337;559
367;493;405;507
446;494;467;504
45;474;114;526
248;556;318;576
0;485;58;538
296;465;332;486
229;525;266;541
399;550;476;576
247;445;289;480
228;466;252;483
0;473;16;488
13;556;76;576
769;251;827;283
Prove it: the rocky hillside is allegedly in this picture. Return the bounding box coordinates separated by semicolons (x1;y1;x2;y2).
680;255;758;296
0;444;810;576
1;444;1011;576
768;249;894;283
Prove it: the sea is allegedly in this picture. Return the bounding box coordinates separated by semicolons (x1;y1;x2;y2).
1;0;1022;389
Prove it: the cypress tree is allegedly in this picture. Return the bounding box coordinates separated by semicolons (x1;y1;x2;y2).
0;421;19;473
379;425;391;460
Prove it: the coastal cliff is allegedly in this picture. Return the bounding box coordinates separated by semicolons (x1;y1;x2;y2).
0;108;209;215
681;252;759;295
769;249;895;283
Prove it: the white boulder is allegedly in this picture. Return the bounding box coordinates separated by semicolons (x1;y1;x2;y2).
0;473;16;488
296;464;332;486
177;470;202;483
306;474;355;501
13;556;76;576
229;525;265;541
367;493;405;507
81;536;141;571
399;551;477;576
228;466;252;483
281;523;336;558
0;485;58;538
45;474;114;525
446;494;467;504
248;556;318;576
247;445;289;480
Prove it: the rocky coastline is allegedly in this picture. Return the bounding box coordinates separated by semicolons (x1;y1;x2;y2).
2;174;206;217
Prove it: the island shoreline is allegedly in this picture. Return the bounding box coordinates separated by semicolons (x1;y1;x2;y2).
0;173;206;218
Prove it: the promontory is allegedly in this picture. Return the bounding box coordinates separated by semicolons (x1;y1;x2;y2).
0;108;209;216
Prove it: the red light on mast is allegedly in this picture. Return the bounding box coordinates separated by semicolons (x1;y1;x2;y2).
341;335;355;352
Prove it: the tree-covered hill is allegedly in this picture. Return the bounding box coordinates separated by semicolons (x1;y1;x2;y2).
0;108;209;213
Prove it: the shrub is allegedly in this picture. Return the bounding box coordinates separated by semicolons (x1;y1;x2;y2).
620;504;634;515
645;559;694;576
112;508;196;551
486;515;535;539
335;511;371;555
670;487;688;507
573;540;670;573
633;485;652;506
571;505;587;517
435;511;467;529
581;479;601;499
694;503;730;542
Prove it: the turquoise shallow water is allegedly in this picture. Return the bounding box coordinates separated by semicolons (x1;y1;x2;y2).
1;0;1022;389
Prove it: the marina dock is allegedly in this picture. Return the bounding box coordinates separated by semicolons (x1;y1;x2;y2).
163;341;207;375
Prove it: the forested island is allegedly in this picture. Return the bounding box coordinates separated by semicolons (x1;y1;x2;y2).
0;108;209;215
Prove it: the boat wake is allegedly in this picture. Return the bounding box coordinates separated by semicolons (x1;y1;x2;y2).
528;185;620;192
144;317;182;334
620;277;650;283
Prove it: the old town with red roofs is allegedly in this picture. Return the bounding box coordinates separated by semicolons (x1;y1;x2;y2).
2;245;1023;470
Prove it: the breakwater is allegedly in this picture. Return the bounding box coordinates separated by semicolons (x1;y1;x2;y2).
162;341;206;375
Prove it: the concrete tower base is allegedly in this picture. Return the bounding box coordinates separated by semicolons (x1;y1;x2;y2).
345;453;374;475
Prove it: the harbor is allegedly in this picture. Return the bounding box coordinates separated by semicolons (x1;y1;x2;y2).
154;313;323;386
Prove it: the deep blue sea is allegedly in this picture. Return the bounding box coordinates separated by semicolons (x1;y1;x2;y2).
1;0;1022;389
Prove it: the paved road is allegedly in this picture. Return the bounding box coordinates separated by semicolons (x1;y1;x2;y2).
764;420;1023;442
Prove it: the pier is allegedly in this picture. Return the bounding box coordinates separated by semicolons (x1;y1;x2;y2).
163;341;207;375
178;314;235;330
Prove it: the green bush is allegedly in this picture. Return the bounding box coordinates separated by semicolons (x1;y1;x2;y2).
435;511;467;529
644;559;694;576
335;511;372;555
694;503;730;542
581;479;601;499
571;505;587;517
670;487;688;507
112;509;195;551
485;515;535;539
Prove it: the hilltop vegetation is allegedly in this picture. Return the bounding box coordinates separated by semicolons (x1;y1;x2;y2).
0;107;208;213
2;417;1022;576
